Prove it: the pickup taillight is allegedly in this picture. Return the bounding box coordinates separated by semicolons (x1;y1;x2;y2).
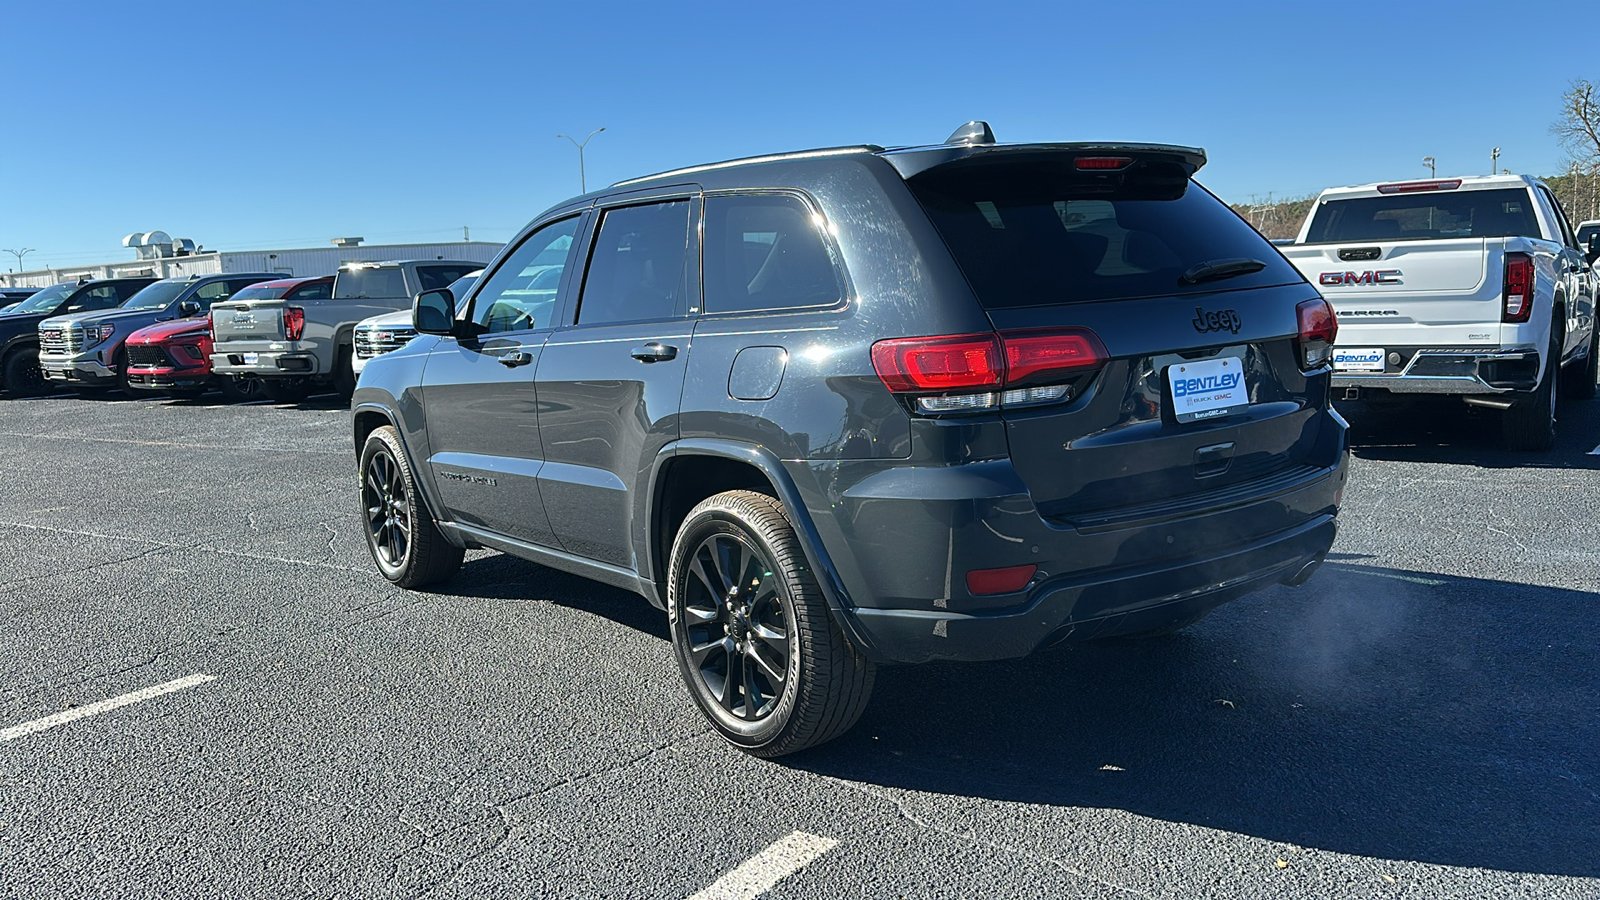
1502;253;1534;323
283;306;306;341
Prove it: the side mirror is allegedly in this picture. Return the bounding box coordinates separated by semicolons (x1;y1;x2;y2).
1587;234;1600;266
178;300;202;318
414;288;456;335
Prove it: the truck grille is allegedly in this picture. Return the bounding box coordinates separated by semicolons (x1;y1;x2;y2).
39;325;83;354
125;345;174;368
354;326;417;360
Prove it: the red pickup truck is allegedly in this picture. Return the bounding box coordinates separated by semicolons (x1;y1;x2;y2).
124;276;332;400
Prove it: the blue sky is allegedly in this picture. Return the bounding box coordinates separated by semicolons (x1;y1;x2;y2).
0;0;1589;271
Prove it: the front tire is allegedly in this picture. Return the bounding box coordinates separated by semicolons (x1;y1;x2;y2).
3;347;50;397
333;346;357;399
668;490;875;757
1561;323;1598;401
359;425;463;588
1502;333;1560;451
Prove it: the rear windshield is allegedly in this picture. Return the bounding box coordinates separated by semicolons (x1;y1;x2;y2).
229;284;289;302
1305;188;1540;244
334;267;407;299
908;161;1301;307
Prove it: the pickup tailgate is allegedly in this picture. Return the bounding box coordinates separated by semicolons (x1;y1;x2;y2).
1280;239;1506;345
211;298;288;343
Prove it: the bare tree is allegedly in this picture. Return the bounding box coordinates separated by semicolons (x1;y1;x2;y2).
1552;79;1600;168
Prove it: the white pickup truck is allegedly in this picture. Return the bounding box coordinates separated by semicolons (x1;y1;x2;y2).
1281;175;1599;450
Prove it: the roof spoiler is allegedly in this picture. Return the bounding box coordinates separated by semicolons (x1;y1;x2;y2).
880;141;1207;180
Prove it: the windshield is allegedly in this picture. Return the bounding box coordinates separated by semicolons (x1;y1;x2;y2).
10;283;75;314
1304;188;1541;244
334;267;407;299
120;280;190;310
229;284;288;303
907;160;1302;307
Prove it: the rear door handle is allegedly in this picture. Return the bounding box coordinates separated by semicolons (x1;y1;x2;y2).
498;350;534;368
630;342;678;363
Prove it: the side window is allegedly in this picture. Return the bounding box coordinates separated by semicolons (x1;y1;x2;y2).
470;217;580;334
68;286;120;312
703;194;842;313
1539;187;1579;249
288;280;331;302
576;200;691;326
417;265;479;291
191;280;235;309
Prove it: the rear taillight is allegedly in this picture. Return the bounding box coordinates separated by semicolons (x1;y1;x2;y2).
1074;157;1133;171
283;306;305;341
871;328;1107;414
1296;298;1338;370
1502;253;1534;323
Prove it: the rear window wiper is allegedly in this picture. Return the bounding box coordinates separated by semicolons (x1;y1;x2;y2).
1179;258;1267;286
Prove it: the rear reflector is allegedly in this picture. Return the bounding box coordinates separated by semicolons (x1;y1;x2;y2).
1376;179;1462;194
1074;157;1134;171
1502;253;1534;323
966;564;1037;596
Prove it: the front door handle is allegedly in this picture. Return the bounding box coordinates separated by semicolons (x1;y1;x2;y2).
630;342;678;363
498;350;534;368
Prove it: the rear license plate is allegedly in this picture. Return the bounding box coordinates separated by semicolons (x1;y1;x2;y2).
1168;356;1247;423
1333;347;1385;372
242;352;259;364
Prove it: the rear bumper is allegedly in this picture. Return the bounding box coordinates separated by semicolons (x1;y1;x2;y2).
210;349;320;377
1332;345;1540;395
847;515;1336;664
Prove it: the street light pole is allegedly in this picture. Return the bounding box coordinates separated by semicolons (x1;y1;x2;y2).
555;127;606;193
2;248;34;272
1490;147;1500;175
1423;156;1436;178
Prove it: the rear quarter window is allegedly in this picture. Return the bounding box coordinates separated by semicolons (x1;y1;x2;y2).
702;194;843;313
907;161;1302;308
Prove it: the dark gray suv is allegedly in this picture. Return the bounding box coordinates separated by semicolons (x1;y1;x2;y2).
352;123;1348;756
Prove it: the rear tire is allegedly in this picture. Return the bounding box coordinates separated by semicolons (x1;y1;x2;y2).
259;377;311;404
3;347;50;397
668;490;875;757
359;425;463;588
1561;324;1598;401
218;376;258;403
1502;333;1559;451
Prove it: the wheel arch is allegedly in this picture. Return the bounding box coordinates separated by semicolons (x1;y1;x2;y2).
643;439;878;658
352;401;463;549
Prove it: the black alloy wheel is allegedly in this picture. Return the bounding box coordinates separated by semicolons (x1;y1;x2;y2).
668;490;875;757
3;348;50;397
357;425;463;587
363;446;411;569
681;530;793;722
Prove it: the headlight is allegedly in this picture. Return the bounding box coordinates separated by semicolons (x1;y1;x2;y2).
85;323;115;344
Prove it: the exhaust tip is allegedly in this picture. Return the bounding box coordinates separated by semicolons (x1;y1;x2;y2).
1280;554;1325;588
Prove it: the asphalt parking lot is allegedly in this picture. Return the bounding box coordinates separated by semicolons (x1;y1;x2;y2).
0;391;1595;899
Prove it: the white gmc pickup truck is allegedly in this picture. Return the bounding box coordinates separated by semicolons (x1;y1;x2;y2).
1281;175;1599;450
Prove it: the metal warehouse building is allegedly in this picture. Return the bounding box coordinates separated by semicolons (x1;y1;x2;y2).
0;232;505;288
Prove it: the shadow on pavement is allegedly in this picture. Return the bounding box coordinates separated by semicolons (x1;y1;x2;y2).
789;561;1600;878
1341;395;1600;470
439;552;669;641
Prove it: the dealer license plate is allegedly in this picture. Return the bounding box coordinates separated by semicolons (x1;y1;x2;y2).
1332;347;1385;372
242;352;259;364
1168;356;1247;424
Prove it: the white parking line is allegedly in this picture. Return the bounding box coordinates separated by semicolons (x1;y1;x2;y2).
688;831;838;900
0;674;216;743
